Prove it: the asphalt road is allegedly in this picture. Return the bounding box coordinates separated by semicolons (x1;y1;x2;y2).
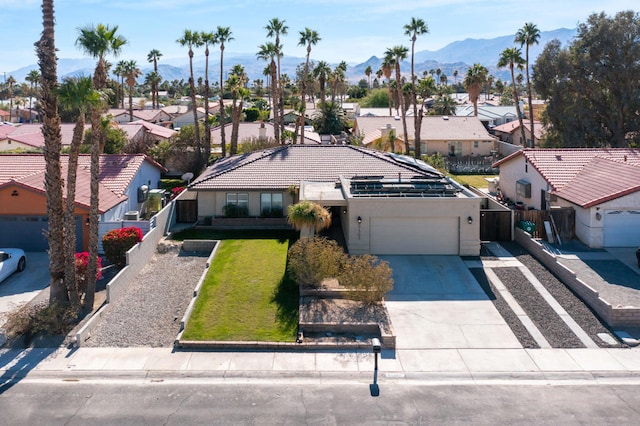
1;381;640;425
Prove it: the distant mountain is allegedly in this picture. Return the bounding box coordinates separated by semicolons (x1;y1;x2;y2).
7;28;577;86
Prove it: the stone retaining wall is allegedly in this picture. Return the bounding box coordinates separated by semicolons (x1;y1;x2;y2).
515;228;640;327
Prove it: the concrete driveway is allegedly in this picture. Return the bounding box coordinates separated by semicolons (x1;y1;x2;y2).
381;255;521;350
0;252;50;325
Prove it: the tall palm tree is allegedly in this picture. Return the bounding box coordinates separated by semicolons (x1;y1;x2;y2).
228;65;249;155
176;30;203;169
257;42;281;144
453;69;459;98
298;28;320;144
463;63;488;117
146;49;162;109
313;61;331;108
144;71;161;110
498;47;527;147
6;75;16;122
113;60;126;109
380;59;394;116
37;0;66;304
25;69;40;119
123;60;141;122
200;31;215;164
76;23;126;312
404;17;428;158
385;45;410;154
265;18;288;138
215;26;233;157
515;22;540;147
364;65;373;89
58;76;101;303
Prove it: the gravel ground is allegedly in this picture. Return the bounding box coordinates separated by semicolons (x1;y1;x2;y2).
499;242;623;348
84;249;208;348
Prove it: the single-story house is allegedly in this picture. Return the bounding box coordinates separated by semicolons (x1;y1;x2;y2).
493;120;545;148
455;105;519;127
210;122;321;150
0;154;166;251
493;148;640;248
353;115;496;156
172;107;207;129
188;145;481;255
107;108;173;125
117;121;177;148
0;123;89;152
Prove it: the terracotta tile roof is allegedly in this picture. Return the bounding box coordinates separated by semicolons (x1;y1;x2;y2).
0;154;166;212
190;145;442;190
553;157;640;208
210;122;319;146
0;123;90;147
117;121;176;140
493;120;545;140
493;148;640;190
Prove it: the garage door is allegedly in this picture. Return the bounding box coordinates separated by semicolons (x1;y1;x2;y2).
604;210;640;247
0;215;82;252
370;217;459;255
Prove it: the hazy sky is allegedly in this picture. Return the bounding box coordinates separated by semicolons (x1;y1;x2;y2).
1;0;638;73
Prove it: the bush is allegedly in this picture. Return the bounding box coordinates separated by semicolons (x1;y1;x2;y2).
2;301;80;341
287;237;347;288
75;252;103;295
340;255;394;304
102;226;143;266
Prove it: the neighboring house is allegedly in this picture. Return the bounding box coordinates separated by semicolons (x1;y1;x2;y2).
210;122;320;151
353;115;496;156
108;108;173;125
0;123;88;152
118;121;177;148
493;148;640;247
0;110;10;122
0;154;166;251
455;105;518;127
281;110;311;126
493;120;545;148
172;107;206;129
188;145;481;256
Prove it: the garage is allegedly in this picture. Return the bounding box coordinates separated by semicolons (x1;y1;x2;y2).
604;210;640;247
369;217;460;255
0;215;82;252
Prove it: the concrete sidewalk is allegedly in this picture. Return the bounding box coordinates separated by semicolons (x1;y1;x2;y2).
2;346;640;383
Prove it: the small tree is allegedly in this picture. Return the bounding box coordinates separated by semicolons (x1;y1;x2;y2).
340;255;394;304
102;226;143;266
287;201;332;238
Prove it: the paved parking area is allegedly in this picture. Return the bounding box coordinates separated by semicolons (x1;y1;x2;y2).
0;252;49;325
381;255;522;350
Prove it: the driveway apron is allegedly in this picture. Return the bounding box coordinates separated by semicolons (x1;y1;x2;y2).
381;255;521;350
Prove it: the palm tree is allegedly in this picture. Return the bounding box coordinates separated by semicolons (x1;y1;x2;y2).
6;75;15;122
498;47;527;147
144;71;161;110
25;69;40;118
364;65;373;89
313;61;331;108
515;22;540;147
37;0;66;304
404;17;428;158
228;65;249;155
298;28;321;144
257;42;281;144
384;45;410;154
200;31;215;164
287;201;332;238
58;76;101;303
146;49;162;109
176;30;203;169
215;26;233;157
265;18;288;138
113;60;126;109
463;63;488;117
380;59;394;116
76;23;127;312
453;69;459;99
123;60;141;122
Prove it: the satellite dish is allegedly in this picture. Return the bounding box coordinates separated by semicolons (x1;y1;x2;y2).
181;172;194;184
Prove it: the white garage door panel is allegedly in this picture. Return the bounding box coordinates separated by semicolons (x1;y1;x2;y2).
370;217;459;255
604;211;640;247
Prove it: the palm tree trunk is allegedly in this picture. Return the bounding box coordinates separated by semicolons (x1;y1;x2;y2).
270;61;280;144
188;51;202;170
510;67;527;147
525;47;535;148
37;0;67;305
219;48;227;157
84;106;100;312
204;50;211;166
396;64;410;154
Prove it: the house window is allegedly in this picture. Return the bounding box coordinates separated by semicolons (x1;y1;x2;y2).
261;193;283;218
516;180;531;198
224;193;248;217
473;141;479;148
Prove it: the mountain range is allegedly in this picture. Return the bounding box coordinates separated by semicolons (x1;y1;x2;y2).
7;28;576;87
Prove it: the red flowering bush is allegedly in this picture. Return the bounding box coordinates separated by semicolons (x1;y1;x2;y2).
75;252;103;294
170;186;185;200
102;226;143;266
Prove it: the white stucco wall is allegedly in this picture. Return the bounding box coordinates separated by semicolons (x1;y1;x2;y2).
498;156;550;210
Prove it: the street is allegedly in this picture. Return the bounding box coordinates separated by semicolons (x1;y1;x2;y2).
1;380;639;424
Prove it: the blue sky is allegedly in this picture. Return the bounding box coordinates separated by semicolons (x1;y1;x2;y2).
1;0;638;74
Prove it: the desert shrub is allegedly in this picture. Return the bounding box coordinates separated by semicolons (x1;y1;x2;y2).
340;255;394;304
102;226;143;266
74;252;103;295
287;237;347;288
2;301;80;341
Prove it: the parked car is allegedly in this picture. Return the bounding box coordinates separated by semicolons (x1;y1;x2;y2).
0;248;26;283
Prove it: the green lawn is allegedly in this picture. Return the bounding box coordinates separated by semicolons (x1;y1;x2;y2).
181;238;298;342
449;174;496;189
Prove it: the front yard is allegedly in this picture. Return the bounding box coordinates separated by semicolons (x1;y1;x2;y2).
181;238;299;342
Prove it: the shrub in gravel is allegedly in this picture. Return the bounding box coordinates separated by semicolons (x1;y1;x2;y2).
3;301;80;343
287;237;347;288
102;226;143;266
340;255;394;304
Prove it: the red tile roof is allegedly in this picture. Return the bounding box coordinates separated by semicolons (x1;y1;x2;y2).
493;148;640;190
553;157;640;207
191;145;442;190
0;123;90;147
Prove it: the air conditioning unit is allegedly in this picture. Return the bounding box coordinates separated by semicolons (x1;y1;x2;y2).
124;211;140;220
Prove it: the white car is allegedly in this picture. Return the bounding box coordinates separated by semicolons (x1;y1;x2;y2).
0;248;26;283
